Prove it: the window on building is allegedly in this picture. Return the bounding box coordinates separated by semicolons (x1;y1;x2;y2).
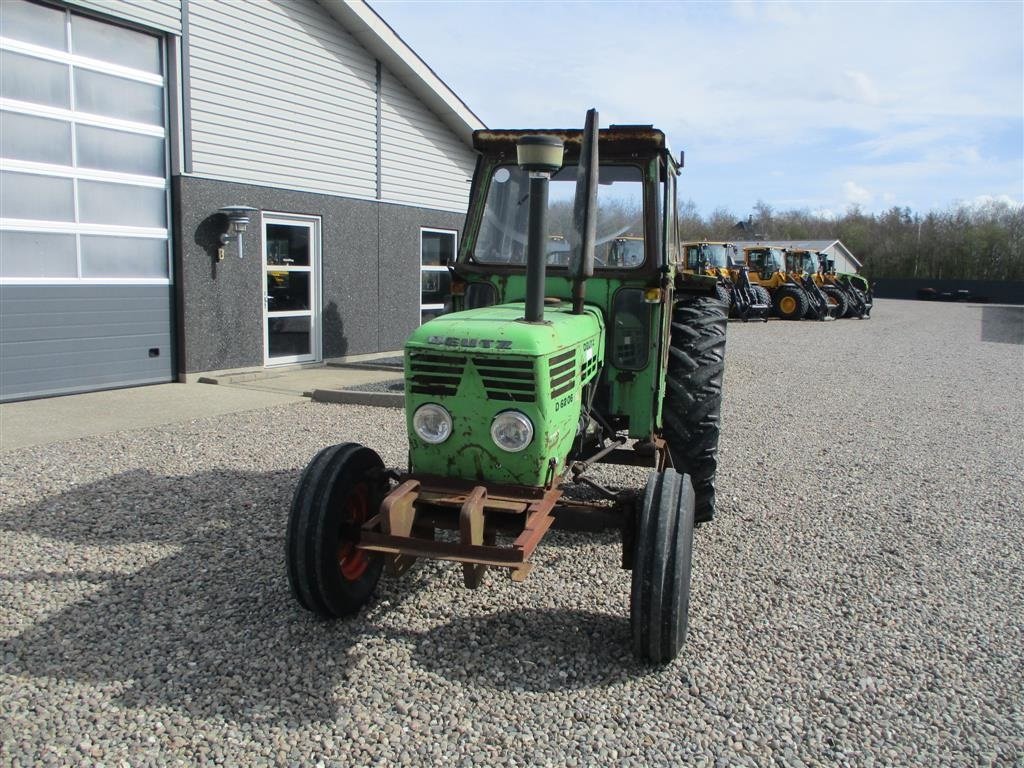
0;0;168;283
421;228;456;324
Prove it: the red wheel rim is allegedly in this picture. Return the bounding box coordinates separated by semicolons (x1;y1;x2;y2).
337;482;370;581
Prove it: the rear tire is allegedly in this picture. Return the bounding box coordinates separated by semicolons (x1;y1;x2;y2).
773;285;808;320
286;443;388;617
663;294;726;523
631;469;695;663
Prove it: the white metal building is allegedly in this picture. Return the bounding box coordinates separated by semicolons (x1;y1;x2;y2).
0;0;484;401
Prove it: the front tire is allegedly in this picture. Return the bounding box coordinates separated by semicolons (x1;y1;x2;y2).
773;285;808;320
631;469;695;663
823;286;849;318
663;294;726;523
286;443;388;617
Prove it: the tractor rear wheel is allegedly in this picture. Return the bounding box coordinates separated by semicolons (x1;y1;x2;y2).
286;442;388;617
822;286;848;318
631;469;695;663
663;294;726;523
773;285;808;320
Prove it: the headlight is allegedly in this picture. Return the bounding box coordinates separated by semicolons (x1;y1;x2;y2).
413;404;452;444
490;411;534;452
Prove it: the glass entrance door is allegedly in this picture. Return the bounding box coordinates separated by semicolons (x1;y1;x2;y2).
263;215;320;365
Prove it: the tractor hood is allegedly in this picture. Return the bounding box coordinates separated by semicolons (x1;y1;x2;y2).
407;302;603;357
403;302;605;487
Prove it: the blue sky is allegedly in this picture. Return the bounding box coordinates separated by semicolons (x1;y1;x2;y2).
373;0;1024;218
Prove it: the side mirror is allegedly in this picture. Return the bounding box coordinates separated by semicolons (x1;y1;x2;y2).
571;108;599;312
679;150;685;168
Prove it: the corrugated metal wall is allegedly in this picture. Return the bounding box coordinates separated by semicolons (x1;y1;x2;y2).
186;0;475;212
380;67;474;212
187;0;379;200
63;0;182;33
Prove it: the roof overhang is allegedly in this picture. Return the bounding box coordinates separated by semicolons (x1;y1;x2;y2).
315;0;486;145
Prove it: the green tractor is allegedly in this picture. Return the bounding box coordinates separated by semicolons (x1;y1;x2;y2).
286;111;728;663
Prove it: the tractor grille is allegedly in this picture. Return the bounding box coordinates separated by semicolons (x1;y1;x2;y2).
473;356;535;402
549;348;576;399
408;352;466;396
580;348;599;384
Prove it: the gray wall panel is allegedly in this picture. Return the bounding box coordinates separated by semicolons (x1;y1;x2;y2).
175;176;464;373
377;204;462;350
380;67;476;211
63;0;182;33
186;0;378;198
0;284;173;401
184;0;474;212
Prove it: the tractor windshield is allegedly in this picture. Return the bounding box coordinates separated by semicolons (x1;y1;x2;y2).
685;244;730;269
748;248;784;274
474;164;645;269
787;252;816;274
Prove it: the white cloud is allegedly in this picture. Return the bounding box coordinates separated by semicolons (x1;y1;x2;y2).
377;0;1023;214
812;208;837;220
967;194;1023;209
843;71;884;106
843;181;874;206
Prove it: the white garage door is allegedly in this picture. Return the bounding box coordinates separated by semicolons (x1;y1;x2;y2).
0;0;172;401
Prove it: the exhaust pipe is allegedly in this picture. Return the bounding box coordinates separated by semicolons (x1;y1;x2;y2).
516;135;564;323
572;108;599;315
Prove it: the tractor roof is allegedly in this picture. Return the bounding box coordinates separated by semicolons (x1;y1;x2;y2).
473;125;668;159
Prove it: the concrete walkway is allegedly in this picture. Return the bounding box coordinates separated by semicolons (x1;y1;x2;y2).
0;364;407;453
198;366;402;396
0;383;306;452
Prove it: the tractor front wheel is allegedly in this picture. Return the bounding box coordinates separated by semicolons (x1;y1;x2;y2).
823;286;849;318
286;443;388;617
715;284;733;316
663;294;727;523
753;285;771;321
631;469;695;663
773;285;808;320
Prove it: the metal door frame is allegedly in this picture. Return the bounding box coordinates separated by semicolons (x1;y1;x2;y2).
262;212;322;366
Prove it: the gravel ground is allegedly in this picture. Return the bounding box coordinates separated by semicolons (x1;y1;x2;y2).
2;299;1022;767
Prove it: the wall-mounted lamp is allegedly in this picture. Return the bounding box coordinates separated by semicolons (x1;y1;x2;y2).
217;205;258;260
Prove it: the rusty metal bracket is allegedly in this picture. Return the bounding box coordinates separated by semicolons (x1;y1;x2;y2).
359;478;565;586
460;486;487;588
381;479;419;576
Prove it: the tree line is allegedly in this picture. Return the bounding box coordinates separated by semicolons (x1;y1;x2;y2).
678;199;1024;281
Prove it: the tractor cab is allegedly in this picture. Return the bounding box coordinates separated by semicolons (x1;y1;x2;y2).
786;249;818;278
546;235;571;266
744;246;788;284
683;241;737;276
607;236;645;268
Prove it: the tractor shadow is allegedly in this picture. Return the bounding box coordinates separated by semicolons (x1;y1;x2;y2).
0;468;428;726
402;607;651;693
2;469;658;724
